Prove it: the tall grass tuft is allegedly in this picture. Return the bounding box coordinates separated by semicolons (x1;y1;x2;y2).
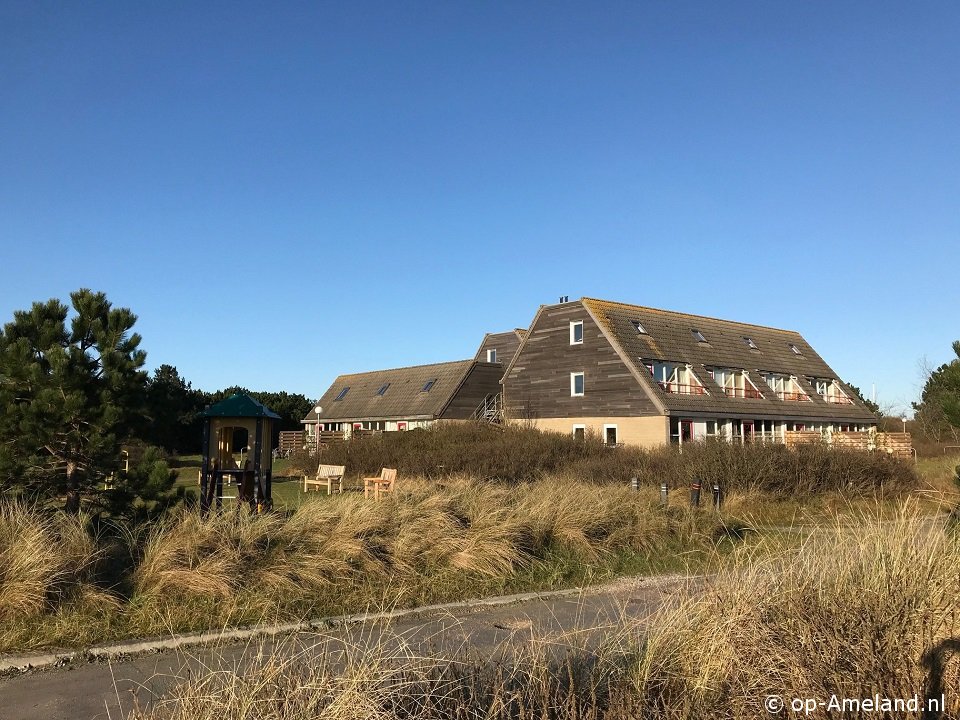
0;501;106;620
633;502;960;718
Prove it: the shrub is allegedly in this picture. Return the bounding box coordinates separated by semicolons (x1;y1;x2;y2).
290;424;919;495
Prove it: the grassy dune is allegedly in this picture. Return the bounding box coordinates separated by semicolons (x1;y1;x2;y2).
130;504;960;720
0;477;729;651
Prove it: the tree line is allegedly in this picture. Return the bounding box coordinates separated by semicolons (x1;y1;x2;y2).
0;289;311;515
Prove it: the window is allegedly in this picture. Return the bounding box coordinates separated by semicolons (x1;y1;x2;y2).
570;321;584;345
743;337;758;350
692;329;707;343
571;372;584;396
762;372;811;401
335;387;350;401
789;343;803;355
603;424;618;447
421;379;436;392
632;320;647;334
572;424;586;441
645;359;707;395
486;349;497;363
710;367;763;399
376;383;390;396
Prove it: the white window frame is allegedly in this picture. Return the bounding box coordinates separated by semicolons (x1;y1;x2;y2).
603;424;618;447
570;321;584;345
487;349;497;363
570;372;585;397
572;424;586;440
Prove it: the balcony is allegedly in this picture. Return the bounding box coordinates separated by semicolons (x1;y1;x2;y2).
658;381;707;396
824;395;854;405
775;390;812;402
723;386;764;399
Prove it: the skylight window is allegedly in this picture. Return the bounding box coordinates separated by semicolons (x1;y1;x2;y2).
691;329;707;343
376;383;390;396
789;343;803;356
335;387;350;401
743;337;758;350
421;379;436;392
632;320;647;334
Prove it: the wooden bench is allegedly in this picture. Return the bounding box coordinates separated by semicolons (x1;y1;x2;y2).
304;463;347;494
363;468;397;500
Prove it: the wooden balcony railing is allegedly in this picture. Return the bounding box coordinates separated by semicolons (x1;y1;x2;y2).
723;386;764;399
775;390;812;402
658;381;707;396
824;395;855;405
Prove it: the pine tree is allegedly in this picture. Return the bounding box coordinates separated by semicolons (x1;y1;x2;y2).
0;289;148;511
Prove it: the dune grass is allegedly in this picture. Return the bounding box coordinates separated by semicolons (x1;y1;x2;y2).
0;477;729;652
129;504;960;720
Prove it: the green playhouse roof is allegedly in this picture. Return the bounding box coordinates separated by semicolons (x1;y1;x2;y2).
202;393;282;419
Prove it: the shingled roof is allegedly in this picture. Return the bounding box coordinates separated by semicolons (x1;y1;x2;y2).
580;298;876;422
305;359;480;423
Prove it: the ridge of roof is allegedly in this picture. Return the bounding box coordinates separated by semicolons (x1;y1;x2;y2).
581;297;803;336
329;358;474;381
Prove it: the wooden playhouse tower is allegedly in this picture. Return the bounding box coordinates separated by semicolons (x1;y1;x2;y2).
200;393;281;514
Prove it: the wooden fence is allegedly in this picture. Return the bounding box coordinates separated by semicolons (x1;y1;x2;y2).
278;431;304;456
784;430;913;460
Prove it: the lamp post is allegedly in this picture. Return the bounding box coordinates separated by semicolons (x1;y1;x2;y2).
901;415;907;434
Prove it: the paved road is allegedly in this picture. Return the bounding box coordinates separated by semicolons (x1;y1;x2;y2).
0;575;693;720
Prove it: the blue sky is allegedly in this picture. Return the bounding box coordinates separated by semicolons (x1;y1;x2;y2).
1;1;957;415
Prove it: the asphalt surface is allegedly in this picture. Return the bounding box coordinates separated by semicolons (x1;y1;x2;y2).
0;575;693;720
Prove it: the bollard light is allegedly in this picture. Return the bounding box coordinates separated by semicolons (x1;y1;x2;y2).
660;482;669;506
630;476;640;491
712;483;722;510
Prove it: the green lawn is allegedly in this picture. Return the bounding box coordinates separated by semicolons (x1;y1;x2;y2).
172;454;339;511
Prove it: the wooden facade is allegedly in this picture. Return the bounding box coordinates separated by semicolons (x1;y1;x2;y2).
504;303;659;421
502;298;879;448
439;362;506;419
475;329;526;368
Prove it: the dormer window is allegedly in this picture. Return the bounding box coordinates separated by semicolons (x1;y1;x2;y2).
632;320;647;334
570;321;584;345
743;337;758;350
421;379;436;393
335;387;350;401
692;329;707;343
811;377;854;405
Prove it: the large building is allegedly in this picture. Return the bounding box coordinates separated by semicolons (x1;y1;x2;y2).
501;297;877;447
303;297;877;448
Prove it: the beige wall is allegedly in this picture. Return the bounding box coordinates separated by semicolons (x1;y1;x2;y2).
519;416;669;448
